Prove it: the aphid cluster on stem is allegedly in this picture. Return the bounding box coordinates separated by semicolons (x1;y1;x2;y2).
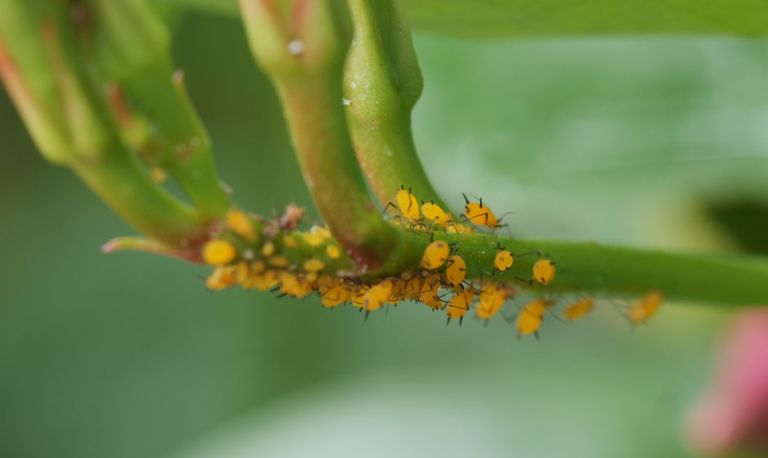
200;192;665;336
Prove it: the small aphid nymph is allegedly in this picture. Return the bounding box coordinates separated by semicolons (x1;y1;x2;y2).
444;255;467;288
202;239;237;266
421;200;453;225
532;259;556;285
421;240;451;270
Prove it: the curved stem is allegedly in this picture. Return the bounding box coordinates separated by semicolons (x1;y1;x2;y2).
343;0;449;209
239;0;422;273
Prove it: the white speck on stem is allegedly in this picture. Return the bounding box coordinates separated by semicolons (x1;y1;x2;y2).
342;98;351;107
288;39;304;56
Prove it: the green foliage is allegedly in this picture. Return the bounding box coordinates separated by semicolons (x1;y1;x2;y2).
155;0;768;37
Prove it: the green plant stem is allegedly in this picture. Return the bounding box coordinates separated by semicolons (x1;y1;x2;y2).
239;0;424;272
82;0;231;221
0;1;209;246
343;0;448;209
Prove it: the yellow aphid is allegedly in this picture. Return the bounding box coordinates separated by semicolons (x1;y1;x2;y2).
628;291;663;325
321;282;353;308
563;298;595;321
494;250;514;272
282;234;298;248
403;276;423;300
421;201;453;225
326;245;341;259
226;209;257;241
202;239;237;266
261;241;275;257
269;255;290;268
444;255;467;287
419;283;443;310
205;266;238;290
516;299;552;336
395;186;420;221
303;258;325;272
305;272;318;283
150;166;167;184
446;223;474;234
477;284;510;321
278;272;311;298
532;259;556;285
462;194;500;229
446;290;474;323
302;232;324;246
243;270;278;291
421;240;451;270
250;260;266;274
362;279;395;312
235;261;250;284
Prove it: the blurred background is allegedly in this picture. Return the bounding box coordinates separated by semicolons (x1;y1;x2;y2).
2;9;768;458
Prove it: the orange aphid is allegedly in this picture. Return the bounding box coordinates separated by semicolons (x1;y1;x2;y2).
516;298;553;336
395;186;420;221
421;201;452;225
563;298;595;321
628;291;663;325
444;255;467;288
447;290;474;324
202;239;236;266
477;283;510;321
278;272;311;298
532;259;556;285
421;240;451;270
205;266;238;290
361;279;395;312
463;193;500;229
226;209;257;241
494;250;514;272
303;258;325;273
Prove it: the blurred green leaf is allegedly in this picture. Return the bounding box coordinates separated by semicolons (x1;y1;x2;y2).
153;0;768;38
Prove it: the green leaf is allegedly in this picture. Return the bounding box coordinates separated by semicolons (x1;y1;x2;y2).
153;0;768;38
406;0;768;38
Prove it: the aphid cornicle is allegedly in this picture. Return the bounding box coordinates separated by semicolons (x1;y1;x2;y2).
532;259;556;285
462;193;503;229
628;291;663;325
421;240;451;270
421;200;453;225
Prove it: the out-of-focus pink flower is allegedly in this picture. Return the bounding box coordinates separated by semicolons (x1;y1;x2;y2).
686;310;768;456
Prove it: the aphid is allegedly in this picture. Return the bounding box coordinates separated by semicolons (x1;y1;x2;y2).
446;223;474;234
320;280;353;308
462;193;503;229
419;283;443;310
205;266;238;290
516;298;553;336
420;240;451;270
385;186;420;222
326;245;341;259
562;298;595;321
268;255;290;268
421;200;453;225
628;291;663;325
446;290;474;324
261;241;275;257
277;272;311;298
477;283;511;321
532;259;556;285
444;255;467;288
243;269;278;291
494;249;514;272
361;279;395;312
202;239;237;266
226;209;257;241
282;234;298;248
303;258;325;273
